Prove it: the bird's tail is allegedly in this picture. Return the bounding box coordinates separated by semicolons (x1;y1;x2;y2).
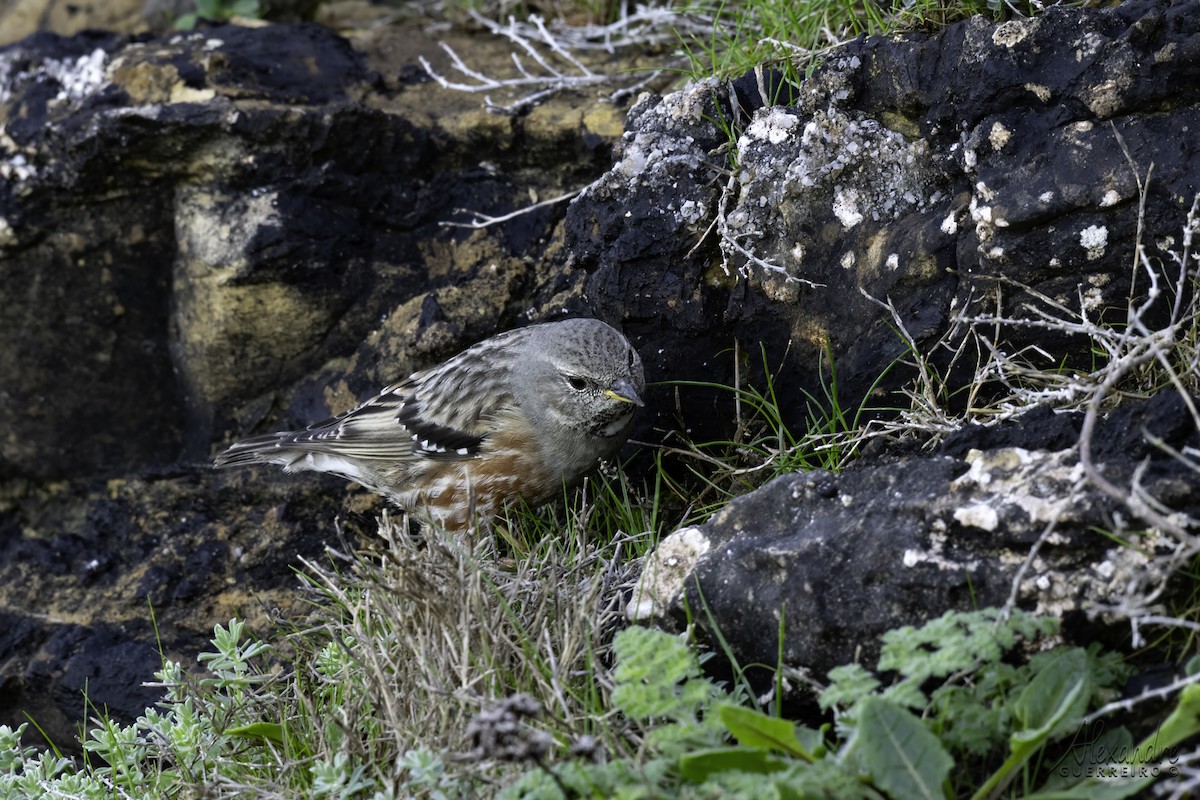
213;432;307;470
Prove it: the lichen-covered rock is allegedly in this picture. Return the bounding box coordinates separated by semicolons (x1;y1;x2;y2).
576;0;1200;438
632;392;1199;675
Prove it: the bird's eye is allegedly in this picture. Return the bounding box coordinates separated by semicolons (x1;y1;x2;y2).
566;375;588;391
626;348;637;368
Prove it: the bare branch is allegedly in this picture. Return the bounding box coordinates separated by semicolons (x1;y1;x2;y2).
418;10;673;114
440;188;582;229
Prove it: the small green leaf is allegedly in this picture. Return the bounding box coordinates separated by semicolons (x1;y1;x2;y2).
1185;653;1200;677
718;703;815;761
797;724;828;759
611;627;720;722
678;746;790;782
1137;682;1200;758
231;0;262;17
819;663;881;710
1013;648;1090;741
226;721;285;745
858;697;953;800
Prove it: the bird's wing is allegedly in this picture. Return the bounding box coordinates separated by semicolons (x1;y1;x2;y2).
215;329;524;469
268;378;491;463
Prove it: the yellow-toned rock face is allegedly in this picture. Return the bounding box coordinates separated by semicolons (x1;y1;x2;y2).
0;0;148;47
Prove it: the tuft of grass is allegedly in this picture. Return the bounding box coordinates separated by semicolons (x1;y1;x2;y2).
660;338;902;522
674;0;888;84
672;0;1081;85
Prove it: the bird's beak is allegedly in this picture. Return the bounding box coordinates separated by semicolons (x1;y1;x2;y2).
603;377;644;407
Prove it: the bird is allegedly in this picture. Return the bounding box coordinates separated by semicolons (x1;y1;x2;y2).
214;318;645;531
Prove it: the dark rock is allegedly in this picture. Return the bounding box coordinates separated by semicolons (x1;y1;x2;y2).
632;394;1200;676
940;404;1082;457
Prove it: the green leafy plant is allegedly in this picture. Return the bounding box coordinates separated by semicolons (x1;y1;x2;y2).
501;610;1196;799
176;0;264;31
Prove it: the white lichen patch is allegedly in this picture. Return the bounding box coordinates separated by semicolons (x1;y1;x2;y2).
176;182;274;268
969;196;992;220
1039;537;1168;618
1080;224;1108;260
723;103;933;281
627;526;712;621
885;253;900;271
1075;31;1107;62
840;250;856;270
678;198;707;226
969;195;996;244
49;48;108;104
1086;78;1128;119
951;446;1086;531
958;447;1023;485
1099;189;1122;207
614;129;701;186
747;107;931;218
833;187;864;229
992;19;1034;48
0;152;35;182
606;83;719;192
988;121;1012;150
1039;191;1055;203
903;530;979;571
954;503;999;531
941;211;958;235
1081;285;1105;312
745;107;800;145
661;77;721;123
0;46;109;106
0;216;14;247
